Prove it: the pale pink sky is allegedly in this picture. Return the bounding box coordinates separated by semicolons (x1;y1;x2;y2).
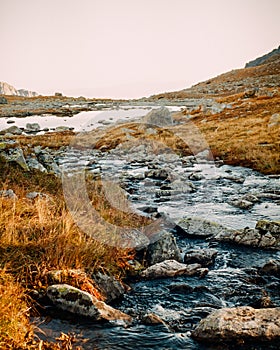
0;0;279;98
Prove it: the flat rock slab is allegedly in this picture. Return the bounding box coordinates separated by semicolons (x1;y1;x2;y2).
192;306;280;344
177;217;234;238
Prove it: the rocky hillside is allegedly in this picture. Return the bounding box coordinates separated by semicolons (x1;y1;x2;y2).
148;46;280;100
245;45;280;67
0;81;38;97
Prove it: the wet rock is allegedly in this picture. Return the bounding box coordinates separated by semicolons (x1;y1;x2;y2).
229;198;254;210
259;259;280;277
214;220;280;249
142;107;173;126
256;220;280;235
142;313;165;325
145;230;182;265
145;168;169;180
184;248;218;267
140;260;203;279
222;174;245;183
192;306;280;344
0;125;23;135
188;172;205;181
25;123;40;132
92;272;125;303
177;217;234;238
139;206;158;214
46;284;132;322
0;189;17;199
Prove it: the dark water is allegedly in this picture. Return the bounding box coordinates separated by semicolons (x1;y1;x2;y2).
37;145;280;349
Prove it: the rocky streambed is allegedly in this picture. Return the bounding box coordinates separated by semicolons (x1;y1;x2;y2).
1;107;280;349
30;134;279;349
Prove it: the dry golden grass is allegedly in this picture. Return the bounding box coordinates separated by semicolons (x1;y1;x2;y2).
0;158;149;348
0;269;33;349
186;92;280;173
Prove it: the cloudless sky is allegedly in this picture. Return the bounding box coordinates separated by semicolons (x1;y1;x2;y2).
0;0;279;98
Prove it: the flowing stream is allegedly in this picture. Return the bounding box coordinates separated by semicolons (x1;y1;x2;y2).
31;111;280;349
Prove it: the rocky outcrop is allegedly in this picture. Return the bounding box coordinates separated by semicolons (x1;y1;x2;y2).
140;260;206;279
192;306;280;344
245;46;280;68
0;81;38;97
142;107;173;126
214;220;280;249
46;284;132;322
0;82;38;97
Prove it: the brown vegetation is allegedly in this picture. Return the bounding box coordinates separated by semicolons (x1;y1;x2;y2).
0;158;149;348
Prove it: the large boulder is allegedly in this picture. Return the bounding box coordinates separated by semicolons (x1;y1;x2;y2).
140;260;206;279
145;230;182;265
192;306;280;344
142;107;173;127
46;284;132;322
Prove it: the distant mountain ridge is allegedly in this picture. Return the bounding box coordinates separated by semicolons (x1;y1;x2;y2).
245;46;280;68
0;81;38;97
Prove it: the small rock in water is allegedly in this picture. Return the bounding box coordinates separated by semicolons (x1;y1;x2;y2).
259;259;280;277
25;123;40;132
229;199;254;210
142;313;165;325
184;248;218;267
